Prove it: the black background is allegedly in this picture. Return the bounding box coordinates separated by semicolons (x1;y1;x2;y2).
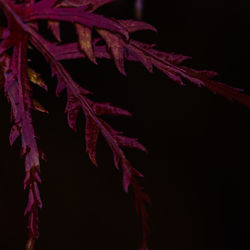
1;0;250;249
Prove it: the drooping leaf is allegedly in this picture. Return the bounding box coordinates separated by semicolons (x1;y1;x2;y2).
27;68;48;90
93;102;132;116
65;88;81;131
118;19;157;33
48;20;61;42
98;28;126;75
1;1;250;250
75;24;96;64
85;115;99;166
32;99;48;113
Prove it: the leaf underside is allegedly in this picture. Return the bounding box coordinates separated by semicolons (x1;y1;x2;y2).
0;1;249;250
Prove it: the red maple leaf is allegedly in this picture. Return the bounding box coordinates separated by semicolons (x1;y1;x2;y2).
0;1;249;250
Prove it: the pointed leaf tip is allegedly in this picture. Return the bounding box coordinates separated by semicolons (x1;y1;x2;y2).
32;99;48;114
93;102;132;116
85;116;99;166
119;19;157;33
28;68;48;91
76;24;97;64
115;135;147;152
9;125;20;146
97;29;126;75
67;107;81;131
48;21;61;42
88;152;98;166
122;160;132;192
26;237;35;250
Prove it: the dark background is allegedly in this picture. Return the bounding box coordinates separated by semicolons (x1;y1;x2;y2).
1;0;250;249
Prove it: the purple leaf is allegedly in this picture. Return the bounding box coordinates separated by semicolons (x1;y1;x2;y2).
93;102;132;116
115;135;147;152
1;1;249;250
118;19;157;33
85;115;100;166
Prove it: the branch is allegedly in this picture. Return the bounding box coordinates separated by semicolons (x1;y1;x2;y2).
4;35;42;250
28;25;150;249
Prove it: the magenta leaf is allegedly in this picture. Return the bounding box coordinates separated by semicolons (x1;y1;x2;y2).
93;102;132;116
0;1;249;250
85;115;100;166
